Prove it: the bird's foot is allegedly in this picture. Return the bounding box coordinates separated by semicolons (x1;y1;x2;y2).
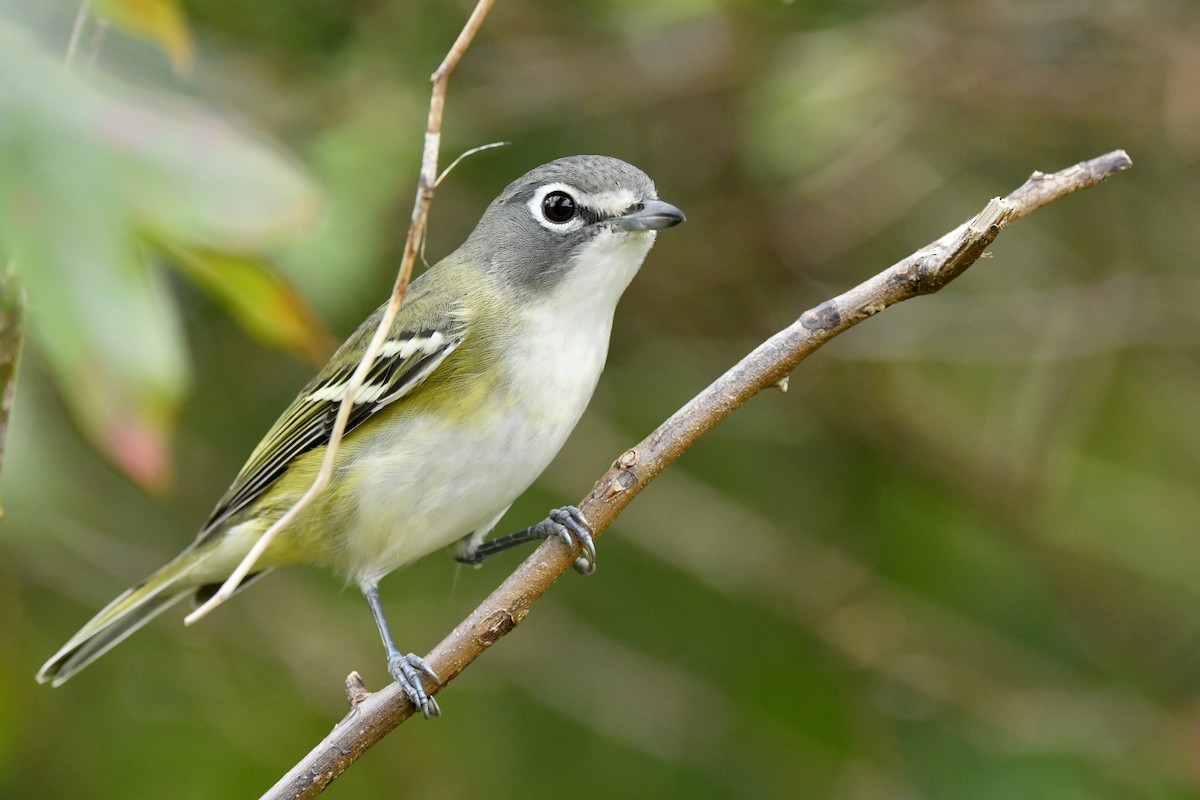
453;505;597;573
536;505;596;575
387;651;441;718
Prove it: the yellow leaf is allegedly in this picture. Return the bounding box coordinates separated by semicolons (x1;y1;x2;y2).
164;246;337;367
92;0;194;75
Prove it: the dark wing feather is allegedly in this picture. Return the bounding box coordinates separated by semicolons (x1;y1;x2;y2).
198;320;467;537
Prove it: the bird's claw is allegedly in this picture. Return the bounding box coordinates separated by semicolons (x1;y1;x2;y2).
387;652;441;718
545;505;596;575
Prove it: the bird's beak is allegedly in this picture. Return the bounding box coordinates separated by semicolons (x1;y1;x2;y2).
611;198;686;231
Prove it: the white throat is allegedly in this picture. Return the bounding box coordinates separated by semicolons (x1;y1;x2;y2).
507;225;656;437
555;227;656;316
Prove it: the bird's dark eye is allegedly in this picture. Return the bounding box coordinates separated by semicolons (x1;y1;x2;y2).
541;190;576;223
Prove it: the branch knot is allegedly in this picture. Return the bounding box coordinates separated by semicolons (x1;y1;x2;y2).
800;301;841;331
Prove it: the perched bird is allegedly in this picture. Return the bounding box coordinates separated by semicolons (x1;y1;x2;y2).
37;155;685;717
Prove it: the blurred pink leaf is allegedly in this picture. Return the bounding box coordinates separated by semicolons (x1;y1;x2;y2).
79;356;175;494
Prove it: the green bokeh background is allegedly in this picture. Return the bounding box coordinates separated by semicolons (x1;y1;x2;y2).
4;1;1199;798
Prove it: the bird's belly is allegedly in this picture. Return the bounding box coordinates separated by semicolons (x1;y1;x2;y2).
343;324;608;584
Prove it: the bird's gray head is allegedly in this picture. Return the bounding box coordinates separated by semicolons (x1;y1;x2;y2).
460;155;684;296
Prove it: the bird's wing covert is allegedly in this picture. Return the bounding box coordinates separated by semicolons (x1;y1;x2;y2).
199;317;467;536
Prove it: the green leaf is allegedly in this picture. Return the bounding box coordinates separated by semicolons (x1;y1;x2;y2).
0;23;322;487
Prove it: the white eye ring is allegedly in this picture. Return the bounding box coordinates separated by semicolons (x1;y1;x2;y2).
527;183;585;233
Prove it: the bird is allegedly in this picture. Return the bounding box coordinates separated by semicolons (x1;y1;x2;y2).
36;155;685;717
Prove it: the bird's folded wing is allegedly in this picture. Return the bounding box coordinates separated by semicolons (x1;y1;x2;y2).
198;316;468;537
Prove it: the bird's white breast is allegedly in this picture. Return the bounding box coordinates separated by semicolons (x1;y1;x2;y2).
345;229;655;583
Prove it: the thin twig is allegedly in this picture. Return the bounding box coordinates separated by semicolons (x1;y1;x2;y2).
436;141;509;187
85;17;109;78
261;149;1131;800
64;0;91;70
420;141;508;267
186;0;497;625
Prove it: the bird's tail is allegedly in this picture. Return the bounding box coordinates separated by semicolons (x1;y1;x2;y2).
36;550;204;687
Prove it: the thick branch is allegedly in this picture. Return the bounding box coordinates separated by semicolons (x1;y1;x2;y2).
263;150;1132;799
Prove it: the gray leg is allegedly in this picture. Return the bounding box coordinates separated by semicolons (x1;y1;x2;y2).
454;505;596;575
361;581;441;718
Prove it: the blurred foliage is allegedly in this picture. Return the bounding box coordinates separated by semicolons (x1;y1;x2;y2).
2;1;1198;799
0;16;323;488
